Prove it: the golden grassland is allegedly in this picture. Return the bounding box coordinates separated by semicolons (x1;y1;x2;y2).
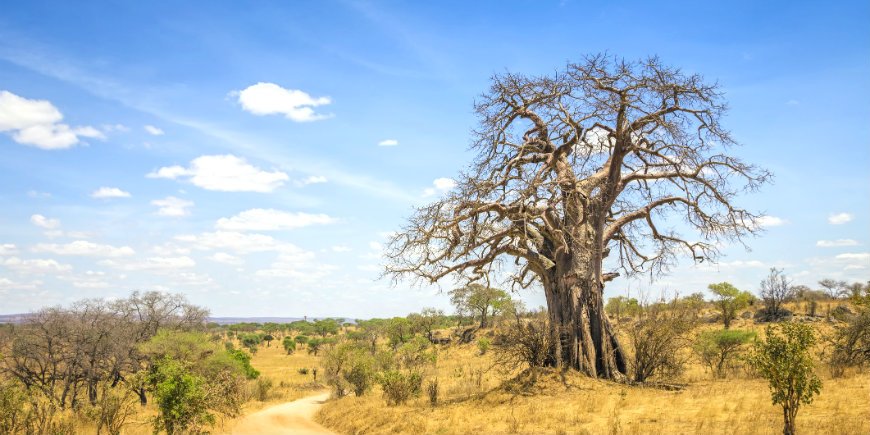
315;315;870;435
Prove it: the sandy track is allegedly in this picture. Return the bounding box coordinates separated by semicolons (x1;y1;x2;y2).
230;391;335;435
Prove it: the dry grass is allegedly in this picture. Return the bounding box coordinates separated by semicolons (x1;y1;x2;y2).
316;318;870;435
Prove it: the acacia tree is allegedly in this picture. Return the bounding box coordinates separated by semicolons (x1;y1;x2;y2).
708;282;752;328
385;55;769;380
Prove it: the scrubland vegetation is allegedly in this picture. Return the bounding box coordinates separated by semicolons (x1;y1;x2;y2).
0;275;868;434
315;277;870;435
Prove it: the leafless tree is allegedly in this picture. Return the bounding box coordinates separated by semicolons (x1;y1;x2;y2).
760;268;793;320
385;54;770;380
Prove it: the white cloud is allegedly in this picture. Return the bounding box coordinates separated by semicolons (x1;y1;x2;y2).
835;252;870;262
0;277;42;290
148;155;289;192
422;177;457;197
30;214;60;229
215;209;336;231
0;90;104;149
33;240;135;257
151;196;194;217
757;215;786;228
27;190;52;198
378;139;399;147
331;245;351;253
176;231;284;254
144;125;164;136
90;187;131;199
816;239;860;248
1;256;72;273
100;256;196;271
828;212;853;225
209;252;243;265
0;243;17;255
233;82;332;122
294;175;327;187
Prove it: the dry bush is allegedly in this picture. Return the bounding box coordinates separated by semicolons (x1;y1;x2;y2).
624;304;696;383
494;311;555;372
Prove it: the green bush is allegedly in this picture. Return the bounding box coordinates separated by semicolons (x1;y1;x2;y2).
693;329;755;377
477;337;491;355
322;342;377;397
149;357;214;435
297;367;309;375
378;370;423;405
282;336;297;354
748;322;822;435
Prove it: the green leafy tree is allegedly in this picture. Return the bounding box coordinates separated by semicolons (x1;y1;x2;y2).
262;334;274;347
708;282;753;328
239;333;262;354
385;317;414;348
140;330;250;434
148;357;213;434
313;319;340;337
748;323;822;435
282;336;297;355
693;329;755;377
449;284;511;328
322;342;378;397
605;296;641;320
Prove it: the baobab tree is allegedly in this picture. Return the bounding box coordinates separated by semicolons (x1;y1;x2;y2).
385;54;770;380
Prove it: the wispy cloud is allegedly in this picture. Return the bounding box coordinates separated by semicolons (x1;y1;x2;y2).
828;212;853;225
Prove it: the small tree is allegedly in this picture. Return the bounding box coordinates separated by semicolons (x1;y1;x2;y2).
693;329;755;377
262;334;274;347
708;282;752;328
625;304;695;383
605;296;641;321
760;268;794;321
748;323;822;435
282;336;296;355
449;284;511;329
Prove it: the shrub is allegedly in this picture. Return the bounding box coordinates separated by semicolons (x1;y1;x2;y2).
82;384;138;435
494;309;556;372
378;370;423;405
148;357;215;434
227;348;260;379
823;308;870;377
0;381;28;434
253;377;274;402
693;329;756;377
426;378;439;407
748;322;822;435
282;336;297;354
322;342;378;397
477;337;491;355
297;367;310;375
625;305;695;383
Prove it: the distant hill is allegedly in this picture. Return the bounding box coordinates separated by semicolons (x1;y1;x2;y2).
0;313;31;324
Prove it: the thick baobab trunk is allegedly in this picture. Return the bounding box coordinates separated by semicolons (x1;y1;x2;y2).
542;229;628;379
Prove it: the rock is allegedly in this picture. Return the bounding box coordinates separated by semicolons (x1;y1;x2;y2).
702;313;722;324
753;307;793;323
831;305;855;321
740;311;752;319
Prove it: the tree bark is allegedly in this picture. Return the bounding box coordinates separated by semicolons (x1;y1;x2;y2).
542;253;627;379
783;406;796;435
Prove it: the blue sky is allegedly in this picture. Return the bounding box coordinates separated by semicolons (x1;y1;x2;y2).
0;0;868;317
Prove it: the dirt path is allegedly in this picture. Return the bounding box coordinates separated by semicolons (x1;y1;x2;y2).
230;391;335;435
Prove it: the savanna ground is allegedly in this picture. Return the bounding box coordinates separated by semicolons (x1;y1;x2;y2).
314;308;869;435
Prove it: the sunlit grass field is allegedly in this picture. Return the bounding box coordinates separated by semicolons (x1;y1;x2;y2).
315;314;870;435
